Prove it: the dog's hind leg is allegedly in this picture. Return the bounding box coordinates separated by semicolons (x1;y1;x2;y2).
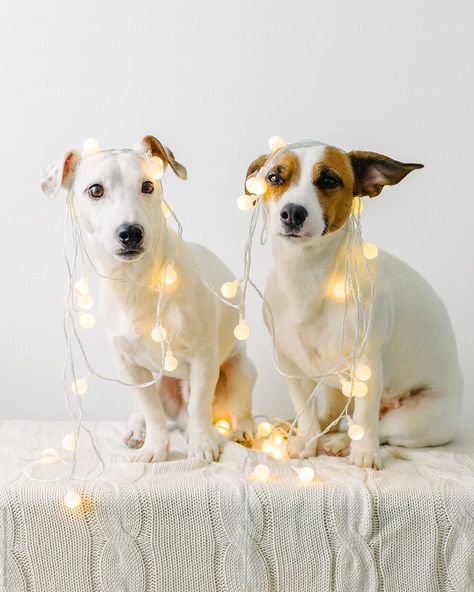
217;351;256;448
379;387;461;448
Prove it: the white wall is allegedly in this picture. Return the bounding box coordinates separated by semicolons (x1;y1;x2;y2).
1;0;473;422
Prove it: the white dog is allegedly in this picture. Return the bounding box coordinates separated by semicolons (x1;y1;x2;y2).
245;142;463;469
42;135;256;462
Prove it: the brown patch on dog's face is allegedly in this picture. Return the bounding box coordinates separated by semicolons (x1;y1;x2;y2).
312;147;356;234
262;152;301;201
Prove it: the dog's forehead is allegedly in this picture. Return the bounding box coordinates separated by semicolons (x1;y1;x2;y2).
76;151;144;182
288;145;348;178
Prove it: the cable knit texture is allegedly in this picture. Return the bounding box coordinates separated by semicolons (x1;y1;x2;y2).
0;421;473;591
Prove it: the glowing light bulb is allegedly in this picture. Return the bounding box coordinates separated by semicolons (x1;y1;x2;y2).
82;138;100;156
164;263;177;286
355;364;372;382
62;433;77;452
257;421;272;438
333;281;346;299
363;242;379;260
245;176;267;196
262;439;273;454
79;312;96;329
273;433;284;445
148;156;164;180
221;280;240;298
77;293;94;310
341;380;353;397
352;197;364;214
237;194;254;211
151;325;167;343
253;464;270;481
234;319;250;341
298;467;315;483
64;489;81;509
348;423;364;441
71;376;88;396
353;380;368;398
161;202;172;218
164;351;178;372
268;135;287;152
75;276;89;295
214;419;231;435
271;447;284;460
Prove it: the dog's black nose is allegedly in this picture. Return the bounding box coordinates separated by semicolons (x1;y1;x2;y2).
117;223;144;247
280;203;308;229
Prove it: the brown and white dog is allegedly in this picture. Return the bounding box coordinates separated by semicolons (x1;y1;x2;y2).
42;135;256;462
245;141;463;469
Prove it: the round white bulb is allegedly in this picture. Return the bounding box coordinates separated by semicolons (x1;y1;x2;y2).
82;138;100;156
257;421;272;438
273;433;284;445
245;176;267;196
268;135;287;152
363;242;379;260
77;293;94;310
262;439;273;453
298;467;315;483
237;194;254;211
79;312;96;329
341;380;353;397
148;156;164;180
333;281;346;299
164;352;178;372
64;489;81;509
151;325;167;343
234;319;250;341
271;446;284;460
221;280;239;298
348;423;364;441
71;376;88;396
75;276;89;295
253;464;270;481
62;433;77;452
355;364;372;382
353;380;368;398
164;264;177;286
214;419;231;435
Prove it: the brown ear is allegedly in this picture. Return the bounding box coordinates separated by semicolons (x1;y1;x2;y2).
40;150;80;198
349;151;424;198
142;135;187;180
244;154;268;193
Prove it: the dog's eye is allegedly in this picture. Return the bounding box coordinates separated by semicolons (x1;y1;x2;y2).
267;173;283;185
315;173;342;190
88;184;104;199
141;181;154;194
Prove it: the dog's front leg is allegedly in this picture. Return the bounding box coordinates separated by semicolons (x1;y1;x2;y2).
348;357;383;469
115;355;169;463
187;354;221;462
286;377;321;459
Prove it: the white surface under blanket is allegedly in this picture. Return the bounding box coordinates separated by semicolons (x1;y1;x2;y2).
0;421;473;592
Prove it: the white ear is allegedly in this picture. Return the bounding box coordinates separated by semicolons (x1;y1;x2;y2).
41;150;80;198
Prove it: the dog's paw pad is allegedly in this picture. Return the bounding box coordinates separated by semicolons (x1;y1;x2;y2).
230;430;254;449
322;433;351;457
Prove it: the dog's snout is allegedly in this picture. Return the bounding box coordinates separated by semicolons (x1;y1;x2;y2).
280;203;308;229
117;223;144;248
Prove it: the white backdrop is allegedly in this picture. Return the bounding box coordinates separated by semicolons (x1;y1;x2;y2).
1;0;472;422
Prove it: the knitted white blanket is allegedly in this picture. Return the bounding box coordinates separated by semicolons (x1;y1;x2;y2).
1;421;473;591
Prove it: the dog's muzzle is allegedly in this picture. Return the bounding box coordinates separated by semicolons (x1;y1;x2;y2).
115;223;145;260
280;203;308;237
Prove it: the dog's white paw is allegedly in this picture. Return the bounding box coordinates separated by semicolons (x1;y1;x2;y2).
130;443;169;463
288;435;318;459
321;433;351;457
230;430;254;448
123;413;146;449
188;430;221;463
349;441;382;469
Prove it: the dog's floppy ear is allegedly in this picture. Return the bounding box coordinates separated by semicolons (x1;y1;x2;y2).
41;150;80;199
142;135;187;180
349;151;424;198
244;154;268;193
